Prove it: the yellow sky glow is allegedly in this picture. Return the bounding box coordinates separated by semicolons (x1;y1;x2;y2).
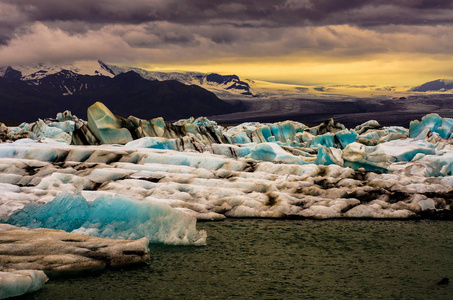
140;54;453;87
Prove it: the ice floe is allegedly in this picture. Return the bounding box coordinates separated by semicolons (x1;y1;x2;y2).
4;192;206;245
0;224;149;276
0;269;48;299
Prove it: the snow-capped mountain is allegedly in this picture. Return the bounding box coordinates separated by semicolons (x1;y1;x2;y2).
0;60;254;97
104;63;254;97
13;60;115;80
0;62;239;122
0;60;415;99
411;79;453;92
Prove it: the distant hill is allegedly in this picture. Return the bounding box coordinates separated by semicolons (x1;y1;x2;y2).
0;67;240;122
411;79;453;92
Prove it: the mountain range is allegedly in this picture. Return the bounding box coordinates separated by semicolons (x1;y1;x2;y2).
1;60;453;124
0;62;241;122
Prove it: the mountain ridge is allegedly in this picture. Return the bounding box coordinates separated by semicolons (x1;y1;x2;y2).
411;79;453;92
0;68;240;122
1;60;433;98
0;60;254;97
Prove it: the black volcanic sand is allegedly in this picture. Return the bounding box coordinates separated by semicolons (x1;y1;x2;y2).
211;94;453;128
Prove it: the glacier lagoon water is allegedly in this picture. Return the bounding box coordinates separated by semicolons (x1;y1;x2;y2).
19;219;452;299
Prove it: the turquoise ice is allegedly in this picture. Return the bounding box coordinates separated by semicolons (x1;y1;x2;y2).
4;193;206;245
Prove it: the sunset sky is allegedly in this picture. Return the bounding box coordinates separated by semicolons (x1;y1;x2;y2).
0;0;452;86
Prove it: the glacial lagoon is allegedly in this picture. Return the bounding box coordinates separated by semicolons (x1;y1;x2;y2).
2;103;453;298
21;219;452;299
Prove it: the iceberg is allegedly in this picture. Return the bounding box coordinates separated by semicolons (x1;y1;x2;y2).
5;193;207;245
315;146;344;166
409;113;453;139
87;102;133;144
125;137;178;150
335;129;358;149
309;133;335;148
249;142;309;164
1;105;452;222
342;140;436;171
0;224;150;277
0;270;48;299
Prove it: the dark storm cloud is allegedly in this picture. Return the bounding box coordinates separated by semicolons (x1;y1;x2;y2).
2;0;453;28
1;0;453;66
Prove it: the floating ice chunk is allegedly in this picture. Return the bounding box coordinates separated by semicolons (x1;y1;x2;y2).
125;137;177;150
87;102;133;144
31;119;72;144
406;150;453;176
315;146;344;166
355;120;381;134
227;131;252;144
250;143;307;164
414;198;436;210
48;120;75;134
0;224;149;276
56;110;73;122
252;127;272;143
269;121;306;143
211;143;251;158
341;142;387;171
410;113;453;139
140;151;246;171
376;140;435;162
358;131;380;141
309;133;335;148
0;270;48;299
193;117;218;127
342;140;436;171
344;203;414;218
335;129;357;149
5;193;207;245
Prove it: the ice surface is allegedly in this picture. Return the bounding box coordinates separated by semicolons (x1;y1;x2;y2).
5;193;207;245
0;270;48;299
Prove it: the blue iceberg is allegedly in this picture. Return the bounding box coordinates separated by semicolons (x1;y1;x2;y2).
4;193;207;245
409;113;453;139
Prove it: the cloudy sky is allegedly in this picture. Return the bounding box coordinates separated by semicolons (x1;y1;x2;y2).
0;0;452;85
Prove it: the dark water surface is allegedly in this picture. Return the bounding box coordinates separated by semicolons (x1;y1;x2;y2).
22;220;452;299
